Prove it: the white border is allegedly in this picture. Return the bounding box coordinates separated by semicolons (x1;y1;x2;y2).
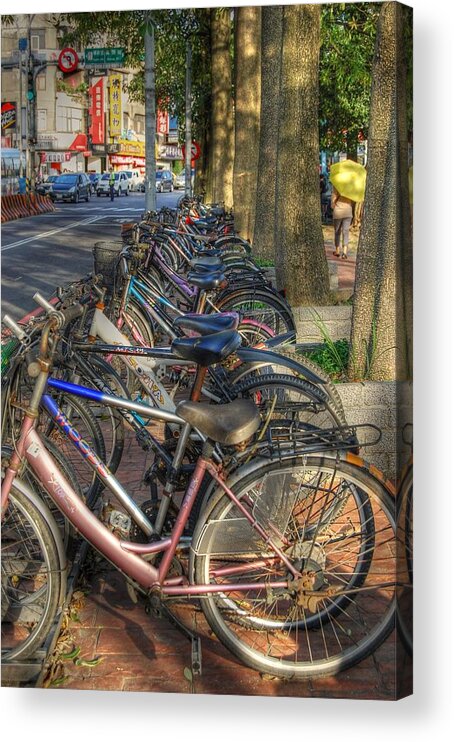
2;1;453;740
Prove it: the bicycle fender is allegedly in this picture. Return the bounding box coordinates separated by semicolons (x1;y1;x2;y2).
235;347;326;385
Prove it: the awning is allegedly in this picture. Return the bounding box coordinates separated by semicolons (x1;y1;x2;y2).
69;133;88;151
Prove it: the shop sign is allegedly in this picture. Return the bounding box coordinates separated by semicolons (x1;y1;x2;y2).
1;102;16;131
117;139;145;157
40;152;72;163
159;144;183;160
109;74;122;138
89;79;105;144
157;108;169;135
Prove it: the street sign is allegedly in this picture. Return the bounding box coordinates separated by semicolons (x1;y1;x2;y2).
181;141;201;161
85;47;125;67
58;48;79;73
18;38;27;52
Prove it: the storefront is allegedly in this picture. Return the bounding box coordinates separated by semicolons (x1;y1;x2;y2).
109;139;145;175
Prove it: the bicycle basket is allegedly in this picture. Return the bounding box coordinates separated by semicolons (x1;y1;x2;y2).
92;241;123;290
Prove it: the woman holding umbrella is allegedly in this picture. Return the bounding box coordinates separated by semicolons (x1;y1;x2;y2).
329;160;367;260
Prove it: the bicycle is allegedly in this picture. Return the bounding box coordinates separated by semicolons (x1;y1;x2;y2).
2;303;396;679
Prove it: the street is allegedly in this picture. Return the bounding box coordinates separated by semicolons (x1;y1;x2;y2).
1;190;180;319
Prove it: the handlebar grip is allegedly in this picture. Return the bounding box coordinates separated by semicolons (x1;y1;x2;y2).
33;292;55;315
61;303;84;326
3;314;26;340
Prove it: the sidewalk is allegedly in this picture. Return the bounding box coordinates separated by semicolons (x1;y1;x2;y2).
44;425;399;700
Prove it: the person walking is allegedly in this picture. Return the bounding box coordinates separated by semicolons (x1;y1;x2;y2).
331;186;353;259
109;169;115;202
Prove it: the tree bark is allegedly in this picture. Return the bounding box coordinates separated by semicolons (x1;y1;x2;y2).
349;2;412;381
274;4;330;305
233;6;261;241
253;5;283;262
205;8;234;208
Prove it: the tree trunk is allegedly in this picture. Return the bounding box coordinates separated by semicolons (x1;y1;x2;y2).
233;6;261;241
349;2;412;381
253;5;283;262
274;4;330;305
205;8;234;208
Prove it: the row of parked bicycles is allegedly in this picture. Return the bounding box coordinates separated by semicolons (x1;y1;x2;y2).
1;196;412;681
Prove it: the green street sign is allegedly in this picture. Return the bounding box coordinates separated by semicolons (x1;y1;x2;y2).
85;47;125;66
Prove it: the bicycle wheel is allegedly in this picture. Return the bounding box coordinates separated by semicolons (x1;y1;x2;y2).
1;486;62;661
43;395;106;509
193;455;396;679
60;354;127;476
214;287;295;337
230;374;344;430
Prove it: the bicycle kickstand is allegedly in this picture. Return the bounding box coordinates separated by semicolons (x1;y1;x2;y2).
146;594;202;677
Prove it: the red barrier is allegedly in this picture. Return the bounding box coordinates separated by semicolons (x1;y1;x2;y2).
2;192;56;222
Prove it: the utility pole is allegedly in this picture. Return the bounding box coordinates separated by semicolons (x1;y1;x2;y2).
184;37;192;197
18;46;24;177
25;15;36;190
144;13;156;213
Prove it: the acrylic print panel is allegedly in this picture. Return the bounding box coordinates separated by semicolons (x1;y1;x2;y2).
1;0;412;702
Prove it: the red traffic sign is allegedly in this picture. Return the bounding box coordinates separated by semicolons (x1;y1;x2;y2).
58;47;79;73
181;141;201;161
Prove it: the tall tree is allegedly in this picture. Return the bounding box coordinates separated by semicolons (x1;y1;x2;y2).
232;6;261;241
274;4;330;305
253;5;283;262
349;2;412;381
205;8;234;208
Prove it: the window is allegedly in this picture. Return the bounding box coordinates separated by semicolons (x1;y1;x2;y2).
56;106;83;133
31;29;47;51
36;73;46;91
37;109;47;132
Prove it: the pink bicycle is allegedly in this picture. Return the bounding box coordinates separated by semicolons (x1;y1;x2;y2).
2;302;396;679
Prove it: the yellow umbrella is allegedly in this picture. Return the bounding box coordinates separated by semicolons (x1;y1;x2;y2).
329;159;366;203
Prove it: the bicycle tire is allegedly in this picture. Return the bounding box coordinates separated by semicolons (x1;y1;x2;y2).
213;287;295;338
229;373;344;430
65;354;127;476
1;485;62;661
193;455;396;679
43;394;106;509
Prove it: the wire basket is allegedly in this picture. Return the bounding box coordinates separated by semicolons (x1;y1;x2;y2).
92;241;123;290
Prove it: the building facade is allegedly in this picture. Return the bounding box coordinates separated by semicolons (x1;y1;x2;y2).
1;13;182;180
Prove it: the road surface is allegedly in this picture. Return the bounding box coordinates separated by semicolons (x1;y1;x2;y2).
1;190;180;320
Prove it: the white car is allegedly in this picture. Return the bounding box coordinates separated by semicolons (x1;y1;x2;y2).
123;169;143;191
96;172;130;197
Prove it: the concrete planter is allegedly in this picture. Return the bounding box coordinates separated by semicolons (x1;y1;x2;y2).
293;305;352;343
337;381;412;481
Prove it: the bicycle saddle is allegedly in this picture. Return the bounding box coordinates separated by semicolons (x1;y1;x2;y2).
190;256;224;271
174;312;239;336
171;329;242;367
176;398;261;445
187;271;226;290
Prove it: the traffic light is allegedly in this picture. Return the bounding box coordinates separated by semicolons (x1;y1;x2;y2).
27;68;35;101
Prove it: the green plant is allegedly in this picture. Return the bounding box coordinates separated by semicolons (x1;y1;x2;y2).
302;309;396;382
253;257;275;268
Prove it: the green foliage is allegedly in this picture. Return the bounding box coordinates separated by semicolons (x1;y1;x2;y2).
62;9;211;145
305;338;350;382
319;3;380;152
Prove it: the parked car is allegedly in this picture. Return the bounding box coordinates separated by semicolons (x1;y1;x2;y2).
96;171;130;197
123;169;143;191
36;174;58;196
88;173;100;194
50;173;91;203
175;172;186;190
155;170;173;193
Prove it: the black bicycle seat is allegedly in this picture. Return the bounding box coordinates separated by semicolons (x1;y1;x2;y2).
176;398;261;445
174;312;239;336
187;271;226;290
190;259;224;273
171;330;242;367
